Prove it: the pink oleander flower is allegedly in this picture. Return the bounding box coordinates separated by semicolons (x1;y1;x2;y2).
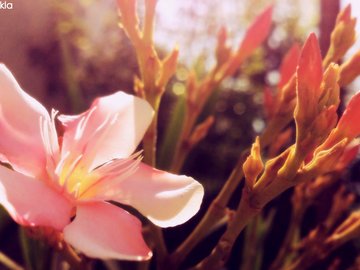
0;65;204;260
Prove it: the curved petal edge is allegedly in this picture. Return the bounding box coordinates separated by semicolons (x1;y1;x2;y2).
102;162;205;228
64;201;152;261
0;165;72;230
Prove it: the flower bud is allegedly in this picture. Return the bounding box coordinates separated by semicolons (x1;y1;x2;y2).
318;63;340;111
215;27;231;67
295;33;323;144
278;44;301;89
218;6;273;80
339;50;360;86
117;0;141;45
323;4;356;67
157;47;179;88
189;116;215;148
243;137;264;189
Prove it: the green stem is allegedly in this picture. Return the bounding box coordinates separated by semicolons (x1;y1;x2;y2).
169;122;281;267
58;34;84;112
168;152;248;268
239;216;259;270
143;95;160;166
142;94;168;266
0;252;24;270
150;223;167;268
170;107;197;173
170;142;190;174
269;206;305;270
61;243;84;270
194;189;260;270
239;211;274;270
19;228;33;270
193;139;308;269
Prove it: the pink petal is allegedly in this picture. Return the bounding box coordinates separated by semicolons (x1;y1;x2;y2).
0;165;72;230
238;6;273;60
295;33;323;123
337;92;360;138
63;201;151;261
83;162;204;228
337;4;351;23
58;91;153;171
337;144;360;170
297;33;323;102
278;43;301;89
0;65;57;177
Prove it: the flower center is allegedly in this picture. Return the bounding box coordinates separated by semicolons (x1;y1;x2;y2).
54;151;142;201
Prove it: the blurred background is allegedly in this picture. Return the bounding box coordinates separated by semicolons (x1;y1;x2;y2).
0;0;360;269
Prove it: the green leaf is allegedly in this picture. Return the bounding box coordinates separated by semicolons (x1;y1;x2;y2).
19;228;51;270
157;95;185;170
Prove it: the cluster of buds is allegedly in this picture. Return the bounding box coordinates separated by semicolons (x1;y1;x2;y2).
116;2;360;270
117;0;178;101
262;5;360;147
237;6;360;270
186;5;360;270
169;6;360;269
243;31;360;213
323;5;356;67
117;0;178;165
171;7;273;172
286;206;360;270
